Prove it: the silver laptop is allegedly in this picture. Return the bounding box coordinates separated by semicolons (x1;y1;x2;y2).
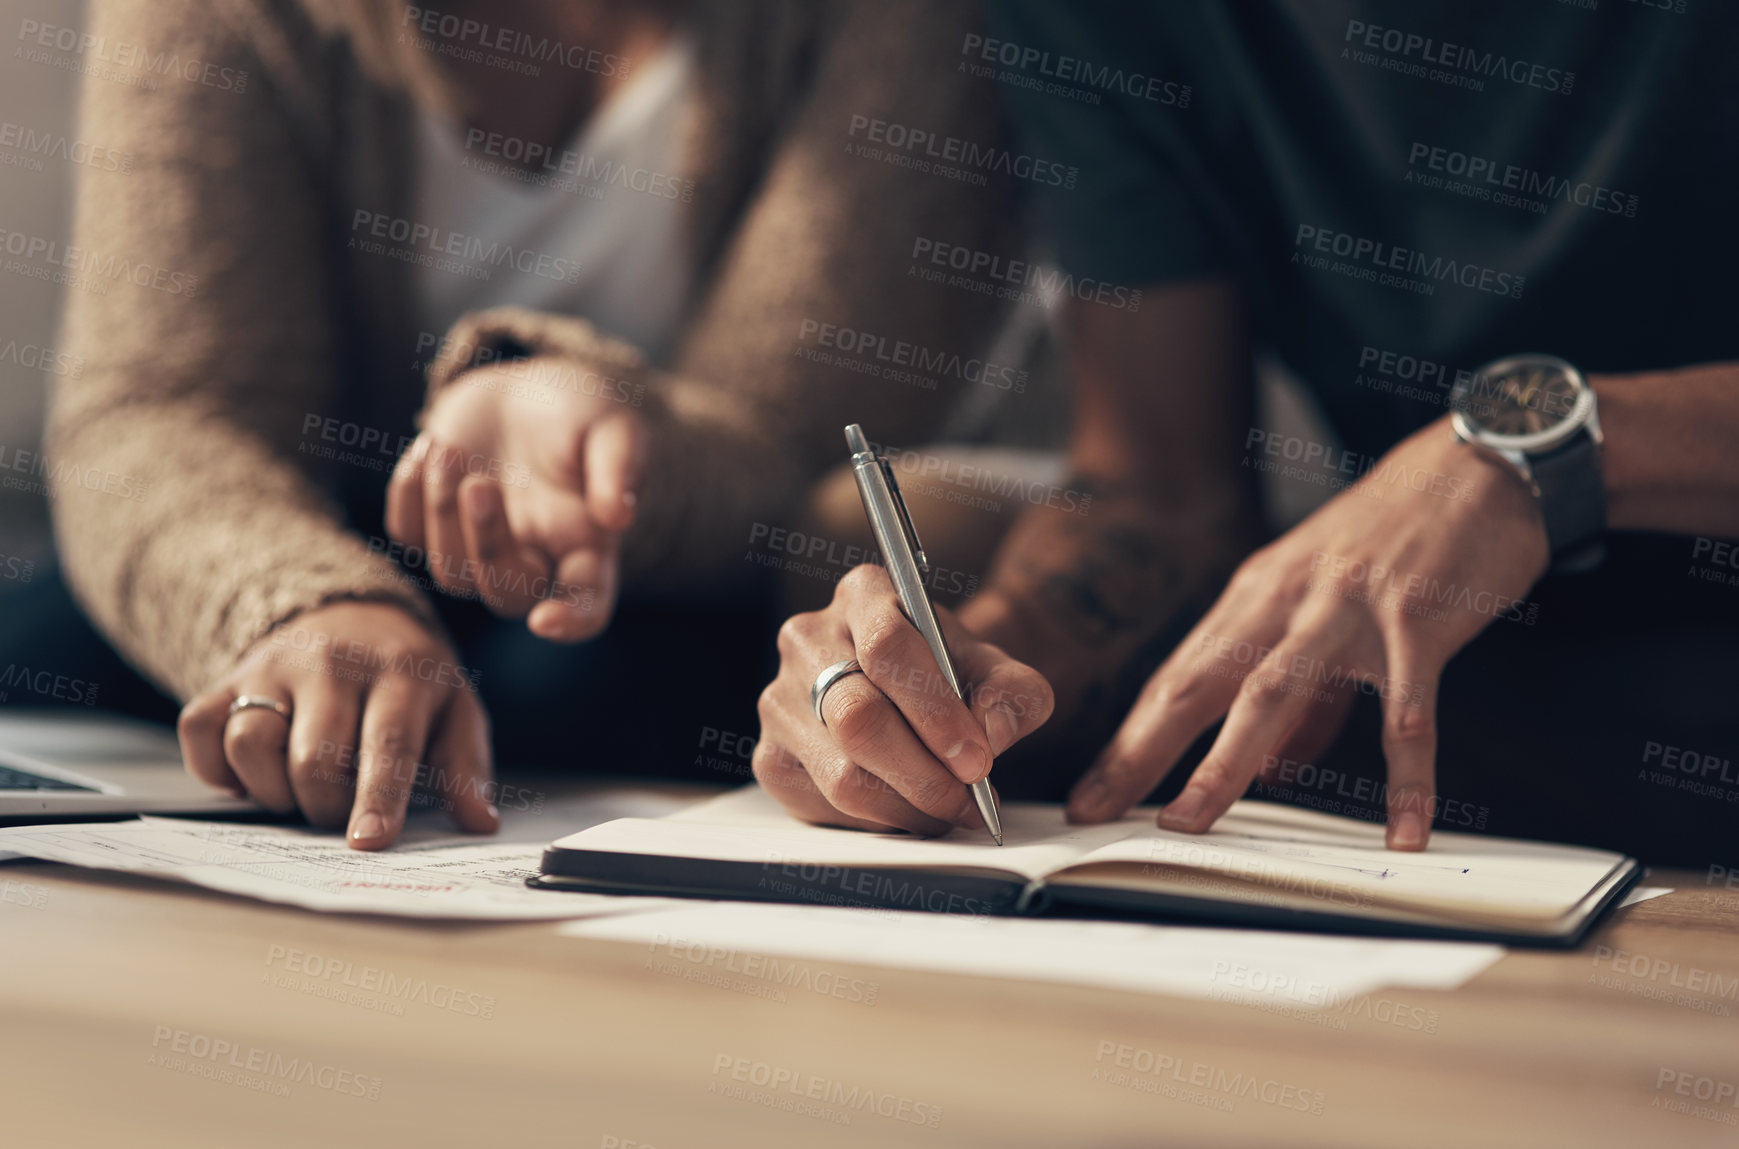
0;709;257;820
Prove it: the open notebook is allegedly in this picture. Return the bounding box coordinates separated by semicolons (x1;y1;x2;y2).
535;786;1641;946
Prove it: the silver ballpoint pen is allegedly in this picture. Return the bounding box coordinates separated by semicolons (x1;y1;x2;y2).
844;424;1004;845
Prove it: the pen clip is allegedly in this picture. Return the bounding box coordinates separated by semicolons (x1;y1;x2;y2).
878;456;930;575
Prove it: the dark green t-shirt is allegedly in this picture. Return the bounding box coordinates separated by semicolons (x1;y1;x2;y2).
990;0;1738;457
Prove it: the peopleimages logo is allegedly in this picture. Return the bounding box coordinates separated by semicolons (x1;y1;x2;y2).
0;119;134;173
0;664;99;705
709;1054;943;1129
1091;1041;1327;1115
0;226;198;296
795;319;1028;393
846;115;1078;190
1405;142;1640;218
1342;19;1574;96
958;33;1192;107
910;236;1141;312
16;19;250;93
1293;224;1524;300
149;1025;383;1100
265;945;497;1019
349;210;582;284
399;6;629;75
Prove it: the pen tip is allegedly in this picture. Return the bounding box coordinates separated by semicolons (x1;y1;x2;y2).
992;830;1004;846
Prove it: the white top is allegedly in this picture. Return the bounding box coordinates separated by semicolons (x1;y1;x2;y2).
411;33;698;366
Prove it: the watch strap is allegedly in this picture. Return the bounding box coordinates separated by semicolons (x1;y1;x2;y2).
1530;429;1606;572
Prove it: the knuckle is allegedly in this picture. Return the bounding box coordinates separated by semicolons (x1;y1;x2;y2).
802;754;850;805
750;732;801;779
852;620;905;681
1384;703;1436;747
1227;554;1273;596
373;725;413;758
838;563;889;598
749;740;782;785
284;735;322;777
826;772;880;821
427;472;459;512
775;613;812;659
979;671;1051;727
1383;605;1431;639
1239;669;1293;712
1149;672;1203;714
177;701;211;742
223;723;276;759
365;731;417;779
1191;757;1239;794
826;688;889;755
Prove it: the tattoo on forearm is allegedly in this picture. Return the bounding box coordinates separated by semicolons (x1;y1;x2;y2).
1034;527;1181;646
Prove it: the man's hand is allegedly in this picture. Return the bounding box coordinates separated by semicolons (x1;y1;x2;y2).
1067;416;1550;850
755;565;1055;834
386;360;645;642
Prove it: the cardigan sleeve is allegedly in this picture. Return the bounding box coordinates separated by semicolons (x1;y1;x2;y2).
48;0;440;700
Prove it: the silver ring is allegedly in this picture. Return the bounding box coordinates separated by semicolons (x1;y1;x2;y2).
228;694;292;723
810;659;863;726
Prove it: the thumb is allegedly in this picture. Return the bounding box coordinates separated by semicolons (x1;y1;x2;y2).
939;610;1056;757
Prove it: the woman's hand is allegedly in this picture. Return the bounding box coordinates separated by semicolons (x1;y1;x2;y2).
176;602;500;849
1066;416;1550;850
754;565;1055;834
386;359;646;642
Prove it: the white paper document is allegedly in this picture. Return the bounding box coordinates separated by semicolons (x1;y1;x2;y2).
0;786;696;920
559;900;1505;1005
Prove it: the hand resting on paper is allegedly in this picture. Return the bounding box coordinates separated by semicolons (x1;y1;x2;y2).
177;602;500;850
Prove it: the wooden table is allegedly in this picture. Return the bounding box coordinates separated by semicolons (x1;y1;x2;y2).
2;809;1736;1148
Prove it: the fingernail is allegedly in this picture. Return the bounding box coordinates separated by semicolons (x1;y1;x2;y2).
1068;773;1111;822
985;705;1021;756
944;740;989;784
1158;790;1203;830
464;483;495;519
621;491;638;508
350;812;385;842
1391;810;1426;850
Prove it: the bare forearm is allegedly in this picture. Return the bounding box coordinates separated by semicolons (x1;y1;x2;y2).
960;482;1260;724
1596;362;1739;537
960;281;1261;721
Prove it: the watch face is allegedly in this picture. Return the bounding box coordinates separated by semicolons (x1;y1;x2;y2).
1454;356;1584;439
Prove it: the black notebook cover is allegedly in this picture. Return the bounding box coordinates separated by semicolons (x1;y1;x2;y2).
532;842;1644;949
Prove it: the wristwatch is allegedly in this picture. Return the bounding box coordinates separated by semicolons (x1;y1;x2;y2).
1449;353;1606;573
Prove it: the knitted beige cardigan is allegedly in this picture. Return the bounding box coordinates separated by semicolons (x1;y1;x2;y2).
49;0;1015;698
